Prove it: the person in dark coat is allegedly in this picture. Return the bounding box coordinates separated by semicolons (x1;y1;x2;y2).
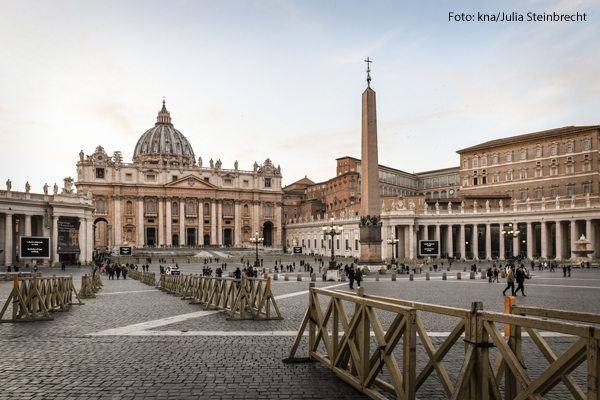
115;265;121;279
514;265;530;296
122;266;128;280
348;267;355;289
355;267;363;288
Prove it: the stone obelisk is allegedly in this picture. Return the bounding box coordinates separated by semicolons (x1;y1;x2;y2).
359;58;384;269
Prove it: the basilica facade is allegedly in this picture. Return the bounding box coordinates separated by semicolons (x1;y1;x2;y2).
76;101;283;251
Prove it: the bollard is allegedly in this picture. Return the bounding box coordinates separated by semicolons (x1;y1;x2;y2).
391;272;396;281
457;272;461;280
341;273;346;281
269;268;272;273
446;266;450;271
273;273;278;280
311;273;316;281
297;273;302;281
263;273;268;279
409;272;414;281
501;270;506;278
426;272;430;281
429;266;432;271
319;266;322;273
504;296;516;336
481;271;486;279
478;268;482;273
463;266;467;272
375;271;379;281
285;273;289;281
470;271;475;279
442;272;447;280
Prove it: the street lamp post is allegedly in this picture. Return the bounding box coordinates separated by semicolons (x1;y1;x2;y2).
323;217;343;270
501;223;520;264
249;231;264;268
386;234;399;266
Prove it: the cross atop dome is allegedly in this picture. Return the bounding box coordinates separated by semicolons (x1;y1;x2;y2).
156;98;172;126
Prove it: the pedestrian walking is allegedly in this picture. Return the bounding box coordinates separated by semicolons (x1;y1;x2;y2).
493;267;499;283
502;266;515;296
122;267;128;280
355;267;363;288
348;267;355;289
514;265;530;296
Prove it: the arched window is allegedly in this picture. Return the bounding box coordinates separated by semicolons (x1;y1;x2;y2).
188;202;195;215
379;186;383;195
96;199;105;212
441;190;447;199
126;201;132;214
384;187;388;195
204;203;209;215
425;192;431;200
433;191;439;199
265;205;271;217
243;204;249;216
147;201;155;213
224;203;231;215
172;202;178;215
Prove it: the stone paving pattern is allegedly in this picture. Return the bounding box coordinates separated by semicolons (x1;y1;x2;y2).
0;261;598;399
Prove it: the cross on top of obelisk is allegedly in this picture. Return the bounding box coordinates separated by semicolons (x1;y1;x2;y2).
364;57;372;87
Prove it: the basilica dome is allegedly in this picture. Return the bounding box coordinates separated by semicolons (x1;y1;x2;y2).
133;101;195;161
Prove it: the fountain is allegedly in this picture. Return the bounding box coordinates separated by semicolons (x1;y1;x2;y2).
572;234;594;264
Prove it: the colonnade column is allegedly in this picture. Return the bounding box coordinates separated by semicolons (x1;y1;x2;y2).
78;217;86;262
137;196;144;246
526;222;533;259
234;200;241;246
210;199;217;245
459;224;466;260
435;224;440;242
499;223;505;260
485;223;491;260
472;225;478;260
24;214;32;237
52;216;59;264
217;200;223;246
404;226;409;259
408;224;414;260
165;197;172;246
570;220;577;260
541;222;548;259
422;225;429;240
587;219;596;258
113;195;122;246
180;200;185;246
556;221;563;260
446;225;454;258
512;222;519;257
4;213;12;266
158;197;164;246
275;201;282;246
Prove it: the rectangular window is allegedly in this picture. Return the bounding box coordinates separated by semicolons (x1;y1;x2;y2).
172;175;178;181
549;146;558;155
125;173;132;181
146;174;156;181
566;186;574;195
482;176;487;184
463;159;468;169
345;239;349;250
493;174;499;183
463;178;468;187
355;239;358;250
243;180;249;187
224;178;232;185
520;192;527;200
550;168;557;176
520;171;527;179
264;178;271;187
96;168;105;179
551;189;558;197
582;141;591;150
505;153;513;162
566;165;573;174
535;190;542;199
336;239;339;250
473;159;478;167
492;155;499;164
535;169;542;178
534;148;542;157
565;143;574;153
481;157;487;166
204;177;210;183
519;150;527;160
584;163;590;172
583;184;591;194
506;172;513;181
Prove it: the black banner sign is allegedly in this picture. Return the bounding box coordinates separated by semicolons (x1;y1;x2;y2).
419;240;440;257
19;237;51;259
119;246;132;256
57;220;80;254
293;246;302;254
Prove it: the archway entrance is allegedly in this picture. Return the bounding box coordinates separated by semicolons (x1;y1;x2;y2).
186;228;196;246
263;221;273;247
223;229;233;246
94;218;109;247
204;234;210;245
146;228;156;246
172;234;179;246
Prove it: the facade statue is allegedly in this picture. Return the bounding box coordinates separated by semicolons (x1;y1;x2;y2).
25;181;31;193
460;200;465;209
526;197;531;205
216;159;222;170
87;189;93;200
79;150;85;162
62;177;74;195
198;157;202;168
555;195;560;206
448;202;452;210
435;201;439;211
210;158;214;169
409;202;416;210
6;179;11;191
499;199;503;208
473;200;478;209
485;199;490;209
276;165;281;174
571;195;576;206
43;183;49;195
254;161;258;172
580;234;586;241
53;183;59;194
234;160;238;171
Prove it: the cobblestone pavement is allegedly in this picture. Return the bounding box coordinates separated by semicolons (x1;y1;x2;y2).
0;261;598;399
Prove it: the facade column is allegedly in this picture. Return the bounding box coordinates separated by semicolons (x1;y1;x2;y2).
158;197;164;246
459;224;466;260
422;225;429;240
86;217;93;263
275;201;282;247
512;222;519;257
137;196;144;246
526;222;533;260
403;226;409;259
198;199;204;246
4;213;13;266
556;221;563;260
253;200;260;236
52;216;59;264
78;217;86;262
210;199;217;245
570;220;577;260
408;223;414;260
446;225;454;259
113;195;122;246
180;200;185;246
435;224;440;242
24;214;32;237
499;223;505;260
587;219;595;259
472;224;478;260
234;200;241;246
166;197;172;246
217;200;223;246
541;222;548;259
485;223;492;260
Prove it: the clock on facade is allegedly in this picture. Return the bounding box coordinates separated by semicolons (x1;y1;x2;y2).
449;189;455;195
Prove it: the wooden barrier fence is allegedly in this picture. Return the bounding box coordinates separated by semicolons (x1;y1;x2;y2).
127;269;157;286
0;274;87;322
284;285;600;400
152;274;282;321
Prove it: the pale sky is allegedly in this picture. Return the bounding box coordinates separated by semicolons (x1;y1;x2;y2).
1;0;599;192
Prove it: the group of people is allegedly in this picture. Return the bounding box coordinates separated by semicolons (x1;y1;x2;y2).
104;263;131;280
502;264;531;296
